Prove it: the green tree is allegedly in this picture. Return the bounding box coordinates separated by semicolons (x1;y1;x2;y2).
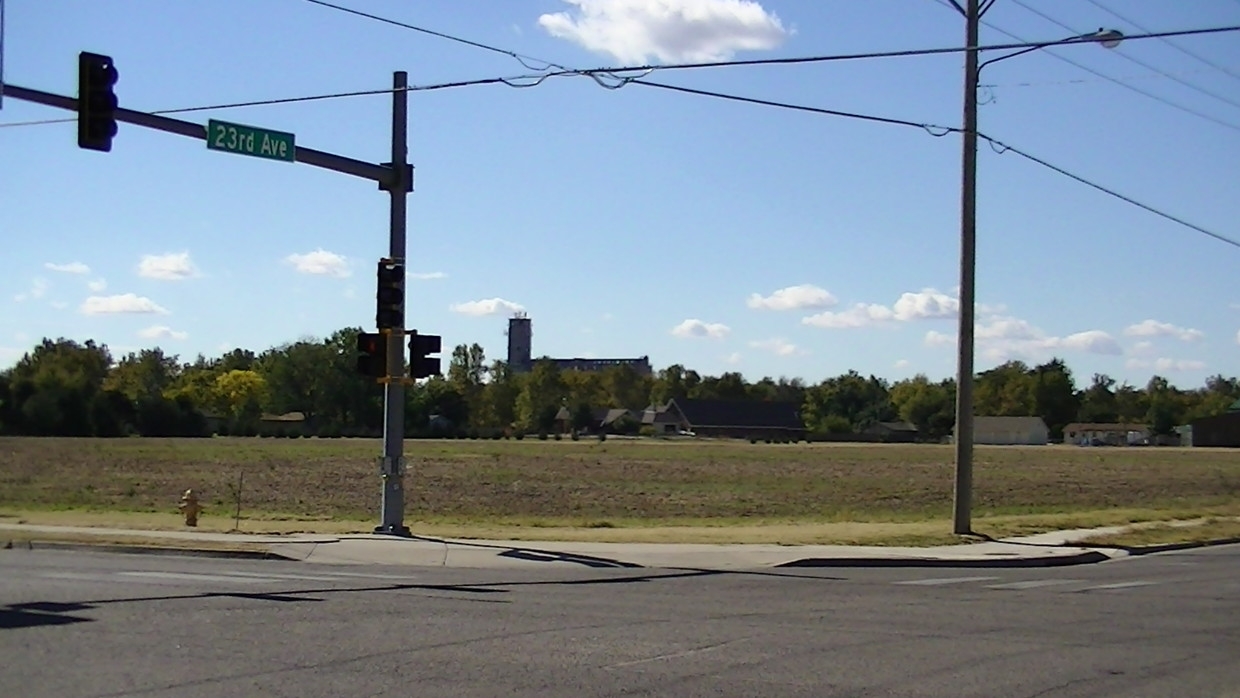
889;374;955;440
515;360;565;433
104;348;180;402
1031;359;1080;440
1078;373;1119;423
601;365;652;408
802;371;896;433
974;361;1035;417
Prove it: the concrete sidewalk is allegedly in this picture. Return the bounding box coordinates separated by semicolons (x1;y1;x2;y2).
0;522;1131;569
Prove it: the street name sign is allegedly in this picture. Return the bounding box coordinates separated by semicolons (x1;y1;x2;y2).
207;119;295;162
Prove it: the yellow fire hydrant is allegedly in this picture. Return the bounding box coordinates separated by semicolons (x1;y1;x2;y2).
178;489;203;527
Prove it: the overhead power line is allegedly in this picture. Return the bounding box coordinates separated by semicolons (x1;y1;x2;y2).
1011;0;1240;112
632;77;1239;250
978;22;1240;133
0;75;542;129
1085;0;1240;84
980;135;1240;250
300;0;573;72
299;0;1240;79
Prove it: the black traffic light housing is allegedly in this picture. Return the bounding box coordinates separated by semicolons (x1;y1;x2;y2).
375;259;404;331
78;52;119;152
408;331;442;379
355;331;387;378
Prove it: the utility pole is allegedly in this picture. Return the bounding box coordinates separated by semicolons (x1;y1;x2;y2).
953;0;981;535
377;70;411;536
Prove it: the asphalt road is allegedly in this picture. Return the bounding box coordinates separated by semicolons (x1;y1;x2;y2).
2;545;1238;698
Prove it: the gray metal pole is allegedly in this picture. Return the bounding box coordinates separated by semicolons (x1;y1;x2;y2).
377;71;410;536
953;0;980;535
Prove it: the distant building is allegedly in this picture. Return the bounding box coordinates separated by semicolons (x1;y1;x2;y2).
1062;422;1151;446
505;314;652;375
862;421;920;443
963;416;1049;445
1188;401;1240;447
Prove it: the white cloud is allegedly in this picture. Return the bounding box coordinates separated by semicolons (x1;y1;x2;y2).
138;325;188;341
802;288;956;328
409;271;447;280
1131;340;1155;356
1050;330;1123;356
14;278;49;302
724;352;742;365
802;303;893;328
138;252;199;280
1123;319;1204;342
894;359;911;369
748;337;805;356
892;289;958;320
80;293;169;315
45;261;90;274
449;298;526;316
747;284;837;311
671;318;730;339
88;278;108;292
1126;357;1207;372
927;317;1121;361
284;249;349;278
538;0;789;63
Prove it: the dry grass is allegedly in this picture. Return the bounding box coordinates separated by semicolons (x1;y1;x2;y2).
1;437;1238;543
1076;518;1240;548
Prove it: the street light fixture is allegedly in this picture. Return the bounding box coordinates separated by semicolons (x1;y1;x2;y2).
952;0;1123;535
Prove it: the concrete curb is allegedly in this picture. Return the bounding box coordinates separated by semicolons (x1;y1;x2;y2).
1089;536;1240;556
5;538;301;562
776;549;1116;568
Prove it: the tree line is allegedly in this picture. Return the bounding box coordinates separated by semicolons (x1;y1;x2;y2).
1;329;1236;440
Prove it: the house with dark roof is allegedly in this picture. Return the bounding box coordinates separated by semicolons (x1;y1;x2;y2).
862;421;920;443
658;398;805;440
1187;400;1240;447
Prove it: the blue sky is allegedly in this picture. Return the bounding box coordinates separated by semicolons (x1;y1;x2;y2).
2;0;1238;389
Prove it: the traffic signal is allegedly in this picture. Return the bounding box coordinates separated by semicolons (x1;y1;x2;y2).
77;52;119;152
355;331;387;378
408;331;442;379
375;259;404;331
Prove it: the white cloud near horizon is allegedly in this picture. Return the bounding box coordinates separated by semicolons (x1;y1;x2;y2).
671;318;730;339
409;271;448;280
803;288;958;328
1123;319;1204;342
894;359;911;369
45;261;90;274
139;252;199;280
80;293;169;315
748;337;804;356
724;352;742;365
538;0;789;63
747;284;837;311
138;325;188;341
925;316;1122;361
1126;357;1207;372
284;249;350;278
450;298;526;316
14;278;49;302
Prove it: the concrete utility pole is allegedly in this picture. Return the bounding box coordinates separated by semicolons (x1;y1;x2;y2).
377;71;411;536
952;0;981;535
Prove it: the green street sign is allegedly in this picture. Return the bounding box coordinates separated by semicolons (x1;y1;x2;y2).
206;119;295;162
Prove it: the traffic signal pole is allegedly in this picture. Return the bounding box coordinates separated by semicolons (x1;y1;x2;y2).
377;71;411;536
3;68;416;536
